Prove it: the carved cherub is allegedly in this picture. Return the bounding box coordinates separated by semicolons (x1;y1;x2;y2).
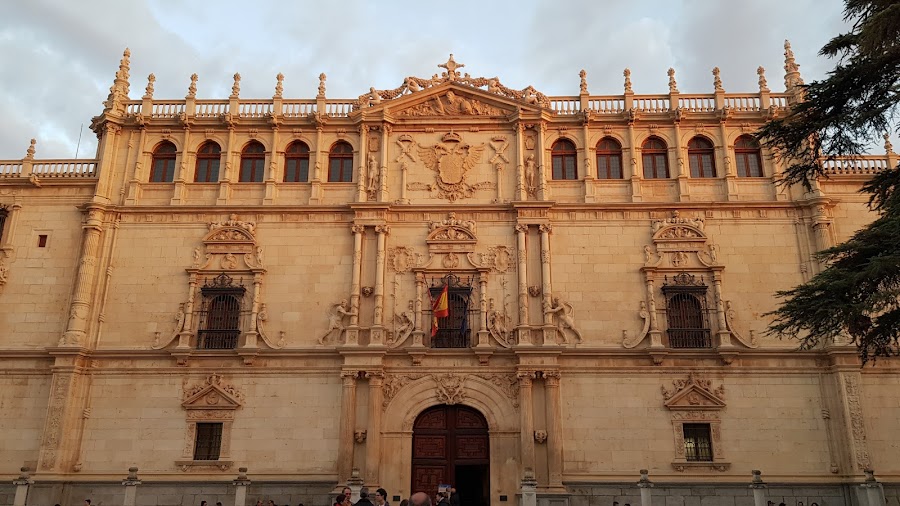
543;296;583;344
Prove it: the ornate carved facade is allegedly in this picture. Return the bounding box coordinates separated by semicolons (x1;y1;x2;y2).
0;48;899;506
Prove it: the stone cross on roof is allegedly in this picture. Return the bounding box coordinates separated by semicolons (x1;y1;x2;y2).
439;54;465;80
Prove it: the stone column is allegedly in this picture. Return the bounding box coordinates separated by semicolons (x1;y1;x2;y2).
861;469;886;506
337;371;358;484
412;272;426;347
357;125;369;202
628;122;642;202
645;277;663;347
517;372;536;478
582;117;596;203
61;206;105;346
515;122;526;201
365;371;384;486
637;469;653;506
544;371;564;488
371;225;389;345
347;225;365;345
749;470;767;506
520;469;537;506
515;224;530;344
710;271;732;348
122;467;141;506
11;467;32;506
217;124;236;205
233;467;251;506
399;162;410;203
539;224;553;326
719;122;738;201
673;122;689;201
310;123;325;204
379;124;391;201
536;123;548;200
264;127;280;204
171;127;191;204
475;276;490;347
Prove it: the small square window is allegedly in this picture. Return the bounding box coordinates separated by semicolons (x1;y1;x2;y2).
683;423;713;462
38;235;48;248
193;422;223;460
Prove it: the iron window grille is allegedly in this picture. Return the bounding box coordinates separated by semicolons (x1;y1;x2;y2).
662;272;712;349
197;273;247;350
193;422;223;460
682;423;713;462
427;274;477;349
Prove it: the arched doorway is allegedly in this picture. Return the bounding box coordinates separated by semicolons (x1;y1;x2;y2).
412;405;489;506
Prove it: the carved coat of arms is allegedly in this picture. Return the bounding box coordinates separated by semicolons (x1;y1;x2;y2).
412;131;493;201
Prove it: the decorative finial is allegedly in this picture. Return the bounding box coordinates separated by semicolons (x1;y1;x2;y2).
439;54;464;80
186;73;198;99
885;133;894;155
230;72;241;99
667;68;678;93
712;67;723;91
784;39;804;90
318;73;327;98
579;69;588;94
143;73;155;100
623;68;632;93
25;139;36;160
274;73;284;99
757;66;770;92
115;47;132;97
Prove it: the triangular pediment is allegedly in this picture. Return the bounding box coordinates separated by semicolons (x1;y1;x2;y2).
182;375;244;410
377;83;541;118
662;373;725;411
664;384;726;410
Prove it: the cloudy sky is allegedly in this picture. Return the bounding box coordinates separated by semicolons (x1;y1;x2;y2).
1;0;854;159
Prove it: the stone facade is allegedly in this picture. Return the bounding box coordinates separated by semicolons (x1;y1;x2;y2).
1;47;899;506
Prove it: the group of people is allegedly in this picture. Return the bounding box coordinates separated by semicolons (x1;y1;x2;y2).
336;485;460;506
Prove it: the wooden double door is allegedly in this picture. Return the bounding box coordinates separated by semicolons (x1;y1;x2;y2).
412;405;489;506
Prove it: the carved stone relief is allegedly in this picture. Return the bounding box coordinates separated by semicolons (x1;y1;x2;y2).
843;374;871;469
408;132;495;201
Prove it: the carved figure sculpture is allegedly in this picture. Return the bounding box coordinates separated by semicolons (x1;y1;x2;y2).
366;154;379;193
487;308;510;345
392;311;414;346
524;154;537;195
319;299;355;345
543;296;584;344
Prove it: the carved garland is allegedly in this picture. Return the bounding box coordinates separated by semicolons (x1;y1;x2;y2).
382;373;519;412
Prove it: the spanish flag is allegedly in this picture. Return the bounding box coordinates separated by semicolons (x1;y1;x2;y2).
431;284;449;337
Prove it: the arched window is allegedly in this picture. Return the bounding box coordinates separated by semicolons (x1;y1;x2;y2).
688;137;716;178
149;141;177;183
642;137;669;179
284;141;310;182
734;135;763;177
596;137;623;179
239;142;266;183
194;142;221;183
551;139;577;180
328;141;354;182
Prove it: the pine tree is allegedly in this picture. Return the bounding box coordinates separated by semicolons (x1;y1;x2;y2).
760;0;900;362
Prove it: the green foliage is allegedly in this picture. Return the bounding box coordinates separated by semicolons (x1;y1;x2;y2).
760;0;900;362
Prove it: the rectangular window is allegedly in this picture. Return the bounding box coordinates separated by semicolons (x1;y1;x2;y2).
285;158;310;182
689;154;715;178
193;422;223;460
329;159;352;182
643;154;668;179
429;286;473;349
240;159;264;183
597;155;621;179
38;234;48;247
151;158;175;182
736;153;763;177
683;423;713;462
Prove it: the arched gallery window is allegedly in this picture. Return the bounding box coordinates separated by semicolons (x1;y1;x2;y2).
734;135;763;177
328;141;354;182
239;141;266;183
284;141;311;182
642;137;669;179
551;139;577;180
688;136;716;178
596;137;623;179
149;141;177;183
194;141;221;183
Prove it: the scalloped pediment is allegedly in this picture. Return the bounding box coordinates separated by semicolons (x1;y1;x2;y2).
427;225;477;243
204;226;255;243
653;225;706;241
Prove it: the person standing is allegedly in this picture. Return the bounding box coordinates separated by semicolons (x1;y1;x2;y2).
449;488;460;506
436;492;450;506
356;488;376;506
375;488;391;506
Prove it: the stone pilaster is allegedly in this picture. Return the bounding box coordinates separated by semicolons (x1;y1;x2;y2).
371;225;389;345
365;371;384;486
337;371;359;484
515;224;530;344
517;372;536;476
544;371;564;488
347;224;365;345
61;206;106;347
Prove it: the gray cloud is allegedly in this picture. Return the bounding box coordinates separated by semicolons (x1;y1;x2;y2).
0;0;851;159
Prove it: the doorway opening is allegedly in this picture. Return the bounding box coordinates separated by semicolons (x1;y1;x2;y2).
411;405;489;506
